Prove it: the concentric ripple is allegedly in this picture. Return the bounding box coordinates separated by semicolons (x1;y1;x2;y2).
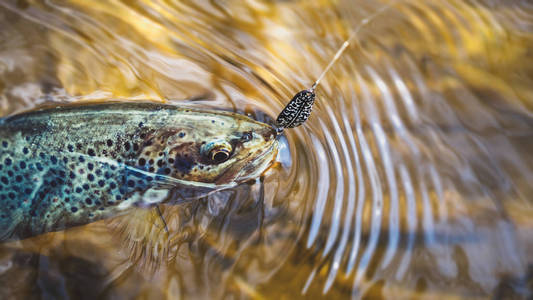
289;0;533;297
0;0;532;299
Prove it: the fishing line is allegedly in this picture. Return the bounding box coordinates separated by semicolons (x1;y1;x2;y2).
275;0;402;130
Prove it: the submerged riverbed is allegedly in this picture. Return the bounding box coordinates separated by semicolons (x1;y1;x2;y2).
0;0;532;299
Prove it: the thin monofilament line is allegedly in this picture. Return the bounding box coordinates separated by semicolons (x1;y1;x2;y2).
310;0;402;91
276;0;402;129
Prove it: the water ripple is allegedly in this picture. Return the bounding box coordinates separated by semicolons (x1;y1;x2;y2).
306;133;330;249
295;0;533;296
0;0;532;298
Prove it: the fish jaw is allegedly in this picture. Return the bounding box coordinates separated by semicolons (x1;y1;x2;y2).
232;138;279;184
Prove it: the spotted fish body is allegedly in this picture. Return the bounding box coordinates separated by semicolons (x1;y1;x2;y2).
0;102;279;241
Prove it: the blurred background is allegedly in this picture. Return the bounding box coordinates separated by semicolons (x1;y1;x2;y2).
0;0;532;298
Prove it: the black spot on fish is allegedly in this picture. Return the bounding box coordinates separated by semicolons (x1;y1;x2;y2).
87;174;95;181
22;147;29;154
83;184;90;190
174;155;194;173
110;182;117;189
133;143;139;151
39;152;45;159
4;158;11;166
71;207;78;212
51;156;58;164
2;141;7;147
124;142;130;151
138;158;146;165
98;180;105;187
88;149;96;156
1;177;8;185
36;163;43;171
15;176;22;182
19;161;26;169
85;198;92;205
75;187;82;193
127;180;135;187
88;163;94;170
106;139;113;147
68;145;74;152
79;156;85;162
178;132;185;138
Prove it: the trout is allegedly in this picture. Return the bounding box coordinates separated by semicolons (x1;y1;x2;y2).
0;102;279;241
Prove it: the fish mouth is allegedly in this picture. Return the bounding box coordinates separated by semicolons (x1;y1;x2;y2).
233;139;279;183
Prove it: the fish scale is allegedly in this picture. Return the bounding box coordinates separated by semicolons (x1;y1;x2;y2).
0;102;279;241
0;114;169;239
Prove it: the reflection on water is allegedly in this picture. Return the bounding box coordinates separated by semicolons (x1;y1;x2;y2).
1;0;533;298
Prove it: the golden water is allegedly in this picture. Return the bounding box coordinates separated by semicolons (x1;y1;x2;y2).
0;0;532;299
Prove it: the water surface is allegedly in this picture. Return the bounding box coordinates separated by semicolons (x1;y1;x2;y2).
0;0;532;299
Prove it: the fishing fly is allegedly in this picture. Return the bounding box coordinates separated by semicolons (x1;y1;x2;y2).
275;1;401;130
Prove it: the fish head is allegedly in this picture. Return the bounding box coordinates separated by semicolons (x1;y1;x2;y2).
142;109;279;187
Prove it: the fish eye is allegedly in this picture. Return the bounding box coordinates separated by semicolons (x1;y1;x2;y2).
210;149;230;163
202;140;233;164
